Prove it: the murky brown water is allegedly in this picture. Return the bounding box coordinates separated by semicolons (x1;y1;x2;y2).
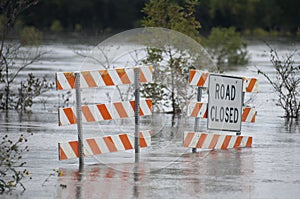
1;39;300;198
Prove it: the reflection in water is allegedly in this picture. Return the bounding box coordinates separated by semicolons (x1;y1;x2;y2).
284;119;299;133
57;163;146;199
180;149;254;196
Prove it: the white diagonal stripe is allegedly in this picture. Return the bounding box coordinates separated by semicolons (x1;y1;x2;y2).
202;133;214;148
141;130;151;146
59;108;72;125
123;101;134;117
60;143;77;159
215;135;226;149
108;69;122;85
190;71;201;85
111;134;125;151
83;140;93;156
140;99;152;115
95;137;110;154
106;103;119;120
140;66;152;82
56;72;71;90
228;136;236;148
79;73;89;88
125;68;134;83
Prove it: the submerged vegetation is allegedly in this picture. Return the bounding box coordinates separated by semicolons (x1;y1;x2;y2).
258;46;300;119
0;134;31;192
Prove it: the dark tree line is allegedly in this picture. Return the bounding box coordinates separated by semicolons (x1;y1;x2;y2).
5;0;300;35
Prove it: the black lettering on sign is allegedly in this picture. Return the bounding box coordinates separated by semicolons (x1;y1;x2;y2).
210;106;215;121
215;83;220;99
220;84;225;99
220;106;224;122
225;85;230;100
234;108;239;123
215;83;237;101
225;107;229;122
229;107;233;123
231;85;236;100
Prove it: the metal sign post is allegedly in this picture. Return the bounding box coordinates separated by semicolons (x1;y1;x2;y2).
192;87;202;153
75;72;84;170
134;68;140;163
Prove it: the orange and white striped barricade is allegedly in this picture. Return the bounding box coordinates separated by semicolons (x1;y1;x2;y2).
56;66;153;165
185;70;257;152
58;99;152;126
58;131;151;160
183;132;252;150
56;66;152;90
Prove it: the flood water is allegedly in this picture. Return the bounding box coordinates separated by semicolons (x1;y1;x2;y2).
1;38;300;199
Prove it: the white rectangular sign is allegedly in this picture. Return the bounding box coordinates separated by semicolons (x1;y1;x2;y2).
208;74;243;131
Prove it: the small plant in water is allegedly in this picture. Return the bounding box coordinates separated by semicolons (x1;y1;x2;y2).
0;134;31;192
258;46;300;119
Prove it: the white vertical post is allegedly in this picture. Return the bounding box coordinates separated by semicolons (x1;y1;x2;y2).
134;68;140;163
192;87;202;153
75;72;84;170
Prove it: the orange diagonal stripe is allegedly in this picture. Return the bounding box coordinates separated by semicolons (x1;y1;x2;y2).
82;106;96;122
196;133;207;148
58;144;68;160
146;99;152;111
86;138;101;155
246;137;252;147
198;73;208;87
139;69;147;82
69;141;79;158
191;103;201;117
82;71;97;87
116;68;131;84
114;102;128;118
221;135;232;149
64;72;76;89
97;104;112;120
139;132;148;147
130;101;144;116
183;132;195;147
103;136;117;152
56;80;63;90
119;134;133;150
251;112;256;123
242;107;250;122
99;70;114;86
189;70;196;84
209;134;220;149
63;107;77;124
233;136;243;148
246;78;257;92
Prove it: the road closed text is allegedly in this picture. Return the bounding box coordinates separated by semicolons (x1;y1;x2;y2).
208;75;243;131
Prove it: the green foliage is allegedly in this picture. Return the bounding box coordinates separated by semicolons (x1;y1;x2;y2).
141;0;201;42
15;73;54;112
0;134;31;192
141;0;202;113
206;27;248;70
252;28;269;37
50;20;63;33
19;26;42;46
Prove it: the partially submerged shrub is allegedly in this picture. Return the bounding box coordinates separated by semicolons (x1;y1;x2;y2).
50;20;63;33
0;134;31;192
258;47;300;119
206;27;249;70
19;26;42;46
